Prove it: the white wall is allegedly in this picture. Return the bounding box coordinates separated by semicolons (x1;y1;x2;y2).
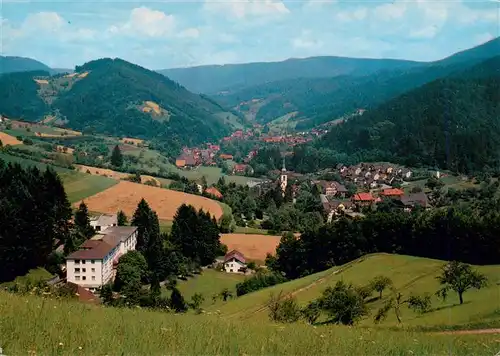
67;259;105;288
224;258;246;273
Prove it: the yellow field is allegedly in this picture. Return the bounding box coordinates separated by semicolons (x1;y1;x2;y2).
34;79;49;85
75;181;223;221
221;233;281;261
75;164;160;185
144;101;161;114
0;131;23;146
120;137;144;146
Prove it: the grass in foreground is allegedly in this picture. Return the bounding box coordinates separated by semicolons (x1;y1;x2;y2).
0;291;496;356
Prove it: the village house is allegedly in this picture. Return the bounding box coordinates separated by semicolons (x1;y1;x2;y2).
175;154;196;169
380;188;405;199
352;192;377;207
233;163;253;176
314;180;348;198
219;153;234;160
205;186;223;199
223;250;247;273
66;226;138;292
400;192;430;211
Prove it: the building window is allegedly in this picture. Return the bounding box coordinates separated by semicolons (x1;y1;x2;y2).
74;268;80;273
91;276;95;281
81;260;86;265
96;226;101;231
75;276;80;281
91;260;95;264
82;268;86;273
75;260;80;264
91;268;95;272
82;276;86;281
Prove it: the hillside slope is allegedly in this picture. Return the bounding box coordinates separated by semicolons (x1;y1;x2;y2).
215;38;500;129
0;58;242;148
0;56;51;74
0;283;495;355
160;56;422;94
320;56;500;173
215;254;500;330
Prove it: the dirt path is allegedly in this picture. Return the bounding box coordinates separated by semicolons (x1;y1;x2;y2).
436;328;500;335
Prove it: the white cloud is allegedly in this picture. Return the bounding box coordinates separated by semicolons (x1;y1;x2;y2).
410;25;439;39
475;32;495;45
203;0;289;20
335;7;368;22
178;28;200;39
373;2;407;21
291;30;323;50
109;7;176;37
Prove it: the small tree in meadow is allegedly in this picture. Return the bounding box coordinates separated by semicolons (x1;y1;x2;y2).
435;261;488;305
317;281;368;325
370;275;393;299
267;291;301;323
220;288;233;302
170;287;188;313
374;291;431;324
190;293;205;313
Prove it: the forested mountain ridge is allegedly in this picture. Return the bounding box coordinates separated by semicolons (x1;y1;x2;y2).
214;38;500;130
160;56;423;94
0;56;52;75
319;56;500;174
0;58;242;149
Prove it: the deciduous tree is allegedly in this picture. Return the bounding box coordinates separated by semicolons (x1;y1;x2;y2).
436;261;488;305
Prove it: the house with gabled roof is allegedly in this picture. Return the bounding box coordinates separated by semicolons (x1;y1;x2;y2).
352;192;376;207
223;250;246;273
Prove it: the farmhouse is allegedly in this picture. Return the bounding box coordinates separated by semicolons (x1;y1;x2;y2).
66;226;138;292
89;214;117;232
380;188;405;198
314;180;348;197
223;250;246;273
175;154;196;168
205;186;223;199
352;192;377;207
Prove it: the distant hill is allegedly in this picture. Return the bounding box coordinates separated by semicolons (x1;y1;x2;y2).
214;38;500;129
0;58;242;149
159;57;423;94
320;56;500;173
0;56;52;75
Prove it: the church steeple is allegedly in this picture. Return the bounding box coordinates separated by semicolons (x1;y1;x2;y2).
282;156;286;172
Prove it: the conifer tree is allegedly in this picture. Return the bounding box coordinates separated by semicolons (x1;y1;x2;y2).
74;201;95;238
117;210;128;226
110;145;123;167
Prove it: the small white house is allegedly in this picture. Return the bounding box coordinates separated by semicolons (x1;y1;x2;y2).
223;250;247;273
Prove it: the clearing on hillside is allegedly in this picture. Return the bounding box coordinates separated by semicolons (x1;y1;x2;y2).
120;137;144;146
216;254;500;330
221;233;281;262
75;164;160;186
76;181;223;221
0;132;22;146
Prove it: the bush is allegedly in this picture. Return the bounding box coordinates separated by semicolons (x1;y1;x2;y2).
268;292;301;323
317;281;368;325
236;272;287;296
301;300;321;324
407;294;432;314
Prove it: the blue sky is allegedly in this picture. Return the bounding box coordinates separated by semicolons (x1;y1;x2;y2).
1;0;499;69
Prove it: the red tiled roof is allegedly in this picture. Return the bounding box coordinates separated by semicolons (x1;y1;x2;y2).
66;282;100;304
205;186;223;199
381;188;405;196
224;250;246;264
353;193;375;202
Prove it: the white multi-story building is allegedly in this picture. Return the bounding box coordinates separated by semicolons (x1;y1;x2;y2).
89;214;118;232
66;226;138;292
223;250;247;273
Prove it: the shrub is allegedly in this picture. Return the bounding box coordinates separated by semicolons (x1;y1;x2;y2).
302;300;321;324
268;292;301;323
236;272;287;296
317;281;368;325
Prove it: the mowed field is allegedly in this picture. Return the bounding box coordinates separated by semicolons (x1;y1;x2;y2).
221;233;281;262
0;131;22;145
75;164;161;186
76;181;224;221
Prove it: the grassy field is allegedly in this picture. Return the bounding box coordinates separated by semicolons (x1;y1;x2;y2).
164;269;246;308
60;172;118;203
0;152;118;203
0;290;496;356
215;254;500;330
